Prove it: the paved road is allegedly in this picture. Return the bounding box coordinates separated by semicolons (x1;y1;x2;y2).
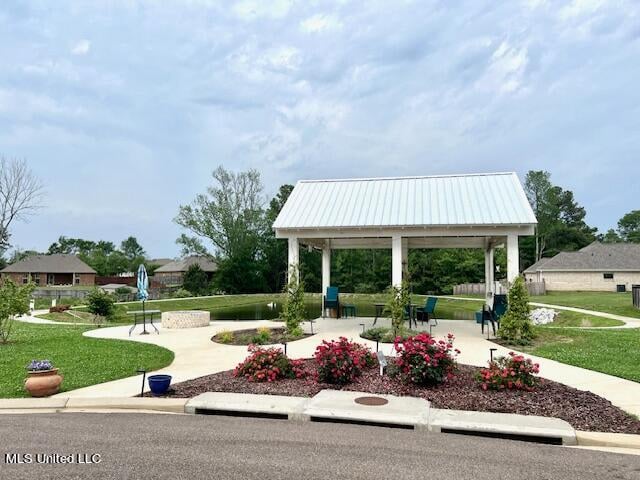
1;413;639;480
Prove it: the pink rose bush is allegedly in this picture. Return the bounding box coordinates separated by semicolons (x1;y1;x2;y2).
393;333;459;385
477;352;540;391
233;344;306;382
314;337;375;384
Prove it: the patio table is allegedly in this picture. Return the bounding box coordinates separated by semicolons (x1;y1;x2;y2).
373;303;418;328
128;309;161;336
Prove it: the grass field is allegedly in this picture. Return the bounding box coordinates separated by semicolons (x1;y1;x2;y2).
0;322;174;398
531;291;639;318
35;292;625;327
518;328;640;383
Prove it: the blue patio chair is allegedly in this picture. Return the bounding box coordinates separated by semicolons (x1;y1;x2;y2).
323;286;340;318
481;294;508;336
416;297;438;326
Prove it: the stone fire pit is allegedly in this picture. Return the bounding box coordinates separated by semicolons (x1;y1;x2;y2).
161;311;210;329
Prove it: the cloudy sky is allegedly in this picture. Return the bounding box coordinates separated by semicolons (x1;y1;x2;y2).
1;0;639;257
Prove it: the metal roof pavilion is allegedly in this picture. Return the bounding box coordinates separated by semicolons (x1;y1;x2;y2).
273;172;537;297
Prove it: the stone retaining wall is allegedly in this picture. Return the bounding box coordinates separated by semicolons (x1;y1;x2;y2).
161;311;210;329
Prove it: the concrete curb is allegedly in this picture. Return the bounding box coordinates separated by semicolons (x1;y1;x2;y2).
576;431;640;450
4;394;640;451
0;397;187;415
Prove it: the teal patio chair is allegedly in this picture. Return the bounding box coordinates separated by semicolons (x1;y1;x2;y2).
323;286;340;318
416;297;438;326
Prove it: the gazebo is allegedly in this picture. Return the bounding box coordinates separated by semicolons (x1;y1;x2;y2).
273;173;537;298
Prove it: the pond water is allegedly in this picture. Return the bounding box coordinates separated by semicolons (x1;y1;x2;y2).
208;301;476;321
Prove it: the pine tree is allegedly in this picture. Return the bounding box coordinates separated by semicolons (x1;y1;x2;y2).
498;277;533;344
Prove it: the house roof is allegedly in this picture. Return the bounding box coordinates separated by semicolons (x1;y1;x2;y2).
148;258;173;267
1;254;96;274
154;256;218;273
524;242;640;272
273;172;537;231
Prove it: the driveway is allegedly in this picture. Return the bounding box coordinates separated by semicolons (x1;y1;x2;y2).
1;413;639;480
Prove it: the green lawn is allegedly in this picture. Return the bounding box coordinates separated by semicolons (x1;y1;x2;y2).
532;291;639;319
516;328;640;383
37;310;96;324
0;322;174;398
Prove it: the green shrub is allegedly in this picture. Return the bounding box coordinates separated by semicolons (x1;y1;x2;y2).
183;264;211;296
217;330;234;344
114;286;132;295
361;326;418;343
282;264;306;337
86;288;116;320
384;281;410;336
498;276;534;344
172;288;193;298
0;280;35;343
250;327;272;345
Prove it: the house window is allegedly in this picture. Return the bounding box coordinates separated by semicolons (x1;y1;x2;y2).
74;274;80;285
22;274;29;284
32;273;40;286
603;273;614;280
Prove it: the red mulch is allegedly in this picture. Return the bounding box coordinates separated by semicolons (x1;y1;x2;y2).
147;360;640;434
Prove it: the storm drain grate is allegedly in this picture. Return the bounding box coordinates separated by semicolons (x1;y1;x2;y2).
440;428;563;445
194;409;288;420
310;416;414;430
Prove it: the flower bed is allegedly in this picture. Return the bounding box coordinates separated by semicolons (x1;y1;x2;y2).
211;327;312;346
149;359;640;434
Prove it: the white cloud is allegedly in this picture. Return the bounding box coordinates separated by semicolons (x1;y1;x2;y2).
300;13;343;33
233;0;293;20
278;98;349;129
559;0;606;20
71;39;91;56
476;41;529;94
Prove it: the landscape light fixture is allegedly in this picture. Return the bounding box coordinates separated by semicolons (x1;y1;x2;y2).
136;369;147;397
359;323;365;334
282;342;287;355
490;348;497;363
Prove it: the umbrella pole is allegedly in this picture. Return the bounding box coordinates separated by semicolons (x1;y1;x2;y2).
142;299;148;335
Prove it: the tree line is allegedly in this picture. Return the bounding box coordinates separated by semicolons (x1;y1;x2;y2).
2;156;638;294
174;166;640;295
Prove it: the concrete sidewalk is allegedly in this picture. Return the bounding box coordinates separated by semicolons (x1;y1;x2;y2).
50;316;640;418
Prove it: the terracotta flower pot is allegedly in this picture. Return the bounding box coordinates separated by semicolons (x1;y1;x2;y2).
24;369;63;397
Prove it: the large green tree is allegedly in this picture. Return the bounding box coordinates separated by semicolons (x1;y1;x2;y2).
175;166;267;294
523;170;596;266
617;210;640;243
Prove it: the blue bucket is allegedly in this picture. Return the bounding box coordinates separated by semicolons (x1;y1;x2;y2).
475;311;483;324
148;374;172;395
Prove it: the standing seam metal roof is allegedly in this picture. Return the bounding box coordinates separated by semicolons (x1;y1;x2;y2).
273;173;537;230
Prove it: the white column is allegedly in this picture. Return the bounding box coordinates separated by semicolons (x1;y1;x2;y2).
507;234;519;285
321;240;331;294
488;247;495;294
484;248;491;297
287;237;299;284
392;235;403;288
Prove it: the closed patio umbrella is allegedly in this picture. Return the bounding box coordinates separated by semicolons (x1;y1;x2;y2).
137;264;150;334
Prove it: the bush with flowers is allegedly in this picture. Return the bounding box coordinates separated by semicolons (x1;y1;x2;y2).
233;344;306;382
476;352;540;391
314;337;375;384
392;333;459;386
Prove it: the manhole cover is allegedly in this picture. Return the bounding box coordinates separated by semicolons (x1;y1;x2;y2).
354;396;389;406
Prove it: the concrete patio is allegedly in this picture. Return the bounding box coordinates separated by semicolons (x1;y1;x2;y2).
52;316;640;418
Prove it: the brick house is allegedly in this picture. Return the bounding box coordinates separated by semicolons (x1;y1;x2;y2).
153;256;218;286
1;254;96;286
524;242;640;292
